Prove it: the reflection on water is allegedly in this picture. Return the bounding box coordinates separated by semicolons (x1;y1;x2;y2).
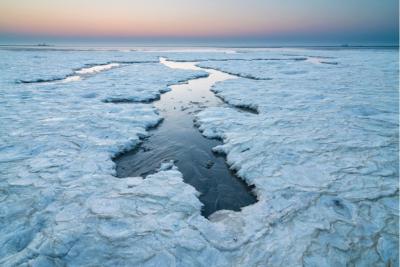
115;58;257;217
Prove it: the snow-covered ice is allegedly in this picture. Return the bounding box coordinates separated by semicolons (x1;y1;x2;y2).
74;63;120;75
0;47;398;266
195;48;399;266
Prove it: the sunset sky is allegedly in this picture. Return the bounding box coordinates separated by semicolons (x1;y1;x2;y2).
0;0;398;45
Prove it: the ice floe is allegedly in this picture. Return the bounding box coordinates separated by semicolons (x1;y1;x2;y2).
195;48;399;266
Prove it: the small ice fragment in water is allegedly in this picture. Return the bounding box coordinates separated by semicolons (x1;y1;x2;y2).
157;160;177;171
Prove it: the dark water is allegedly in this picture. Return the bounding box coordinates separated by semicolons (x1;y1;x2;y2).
114;58;256;217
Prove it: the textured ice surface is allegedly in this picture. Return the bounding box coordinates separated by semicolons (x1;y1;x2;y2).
196;48;399;266
0;48;398;266
163;50;307;62
0;49;159;83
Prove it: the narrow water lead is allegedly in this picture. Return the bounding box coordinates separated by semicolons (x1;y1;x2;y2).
114;58;257;217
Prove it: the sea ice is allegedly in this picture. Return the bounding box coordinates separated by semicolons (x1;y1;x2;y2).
195;48;399;266
0;47;398;266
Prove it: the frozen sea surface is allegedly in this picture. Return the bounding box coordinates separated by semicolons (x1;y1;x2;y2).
0;47;398;266
114;58;257;217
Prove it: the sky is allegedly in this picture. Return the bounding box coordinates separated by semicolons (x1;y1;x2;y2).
0;0;398;45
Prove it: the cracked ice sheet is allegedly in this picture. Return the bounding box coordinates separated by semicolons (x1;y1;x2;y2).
160;47;357;64
195;49;399;266
160;50;309;62
62;62;208;103
0;48;398;267
0;53;212;266
0;49;160;83
196;49;362;80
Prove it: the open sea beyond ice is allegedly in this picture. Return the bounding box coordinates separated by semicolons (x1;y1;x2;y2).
0;46;398;266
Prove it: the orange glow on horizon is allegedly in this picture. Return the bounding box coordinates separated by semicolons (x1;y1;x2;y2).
0;0;341;37
0;0;397;40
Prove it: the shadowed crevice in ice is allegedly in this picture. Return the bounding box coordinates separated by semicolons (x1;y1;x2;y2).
165;57;308;63
281;54;339;65
18;77;65;84
213;94;259;114
113;58;257;217
172;73;210;84
283;53;336;58
230;105;259;114
320;61;339;65
199;66;272;81
109;60;159;64
305;56;339;65
102;97;160;104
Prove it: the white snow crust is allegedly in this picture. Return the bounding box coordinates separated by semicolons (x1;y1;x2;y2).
195;48;399;266
75;63;120;75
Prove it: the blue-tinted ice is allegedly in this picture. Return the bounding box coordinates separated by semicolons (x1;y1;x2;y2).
114;59;257;217
0;47;398;266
